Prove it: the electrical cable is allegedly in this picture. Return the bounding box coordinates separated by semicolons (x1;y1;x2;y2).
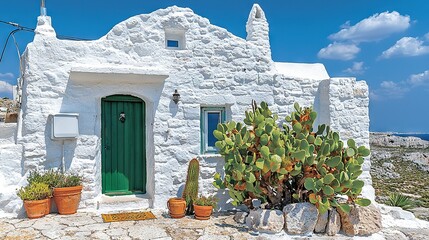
0;19;91;63
0;29;22;62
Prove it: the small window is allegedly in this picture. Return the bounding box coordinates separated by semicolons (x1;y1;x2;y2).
167;40;179;48
165;29;186;50
201;107;225;154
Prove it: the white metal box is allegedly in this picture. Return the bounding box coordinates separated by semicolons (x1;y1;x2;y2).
51;113;79;139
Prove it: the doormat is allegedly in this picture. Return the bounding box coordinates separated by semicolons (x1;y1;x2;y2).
101;211;156;223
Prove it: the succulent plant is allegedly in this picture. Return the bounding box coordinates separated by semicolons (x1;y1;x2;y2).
213;101;371;213
182;158;200;214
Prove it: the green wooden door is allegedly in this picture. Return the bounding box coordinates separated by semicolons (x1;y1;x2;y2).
101;95;146;195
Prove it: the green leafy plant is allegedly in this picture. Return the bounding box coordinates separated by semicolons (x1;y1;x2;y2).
182;158;200;214
27;169;62;189
55;173;83;188
213;101;371;213
194;195;218;208
28;170;82;188
387;193;414;210
17;182;52;201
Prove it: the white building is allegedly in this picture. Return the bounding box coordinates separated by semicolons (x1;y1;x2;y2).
0;4;372;217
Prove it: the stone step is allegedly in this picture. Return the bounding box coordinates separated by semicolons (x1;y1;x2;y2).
96;194;152;213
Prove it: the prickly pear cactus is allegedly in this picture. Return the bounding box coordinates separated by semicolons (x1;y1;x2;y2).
213;101;371;213
182;158;200;214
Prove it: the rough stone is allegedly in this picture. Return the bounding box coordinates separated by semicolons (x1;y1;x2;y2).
314;211;328;233
233;211;248;224
338;204;382;236
380;205;416;220
382;229;408;240
409;207;429;221
0;222;14;239
245;209;284;233
397;227;429;240
326;208;341;236
128;225;169;239
252;199;262;209
283;202;319;235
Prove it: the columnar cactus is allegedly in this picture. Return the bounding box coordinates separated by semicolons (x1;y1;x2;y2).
182;158;200;214
213;101;370;213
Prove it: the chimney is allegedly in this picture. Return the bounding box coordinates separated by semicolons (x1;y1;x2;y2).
35;0;56;37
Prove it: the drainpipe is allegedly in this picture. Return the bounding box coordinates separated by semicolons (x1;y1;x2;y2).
61;140;65;173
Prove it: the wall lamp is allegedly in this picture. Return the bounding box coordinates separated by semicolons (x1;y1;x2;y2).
172;89;180;104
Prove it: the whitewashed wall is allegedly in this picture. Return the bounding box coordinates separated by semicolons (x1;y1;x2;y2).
0;4;372;217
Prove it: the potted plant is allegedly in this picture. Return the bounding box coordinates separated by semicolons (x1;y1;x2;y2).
17;182;52;219
53;172;83;215
193;195;218;220
167;197;187;218
27;169;61;214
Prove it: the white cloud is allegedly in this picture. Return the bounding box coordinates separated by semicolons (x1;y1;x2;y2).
329;11;410;43
425;32;429;41
381;37;429;59
343;61;366;75
317;42;360;60
370;80;409;101
0;80;13;94
408;70;429;87
0;72;14;79
371;70;429;101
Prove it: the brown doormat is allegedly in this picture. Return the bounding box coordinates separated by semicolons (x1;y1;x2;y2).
101;211;156;223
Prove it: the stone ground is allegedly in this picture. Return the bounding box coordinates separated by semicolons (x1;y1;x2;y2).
1;210;429;240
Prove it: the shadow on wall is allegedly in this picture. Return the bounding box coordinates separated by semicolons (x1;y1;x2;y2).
313;79;330;127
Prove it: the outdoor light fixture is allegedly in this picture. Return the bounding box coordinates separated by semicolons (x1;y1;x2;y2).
172;89;180;104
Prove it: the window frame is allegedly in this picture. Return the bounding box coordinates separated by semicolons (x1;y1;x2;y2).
166;39;180;49
201;107;226;154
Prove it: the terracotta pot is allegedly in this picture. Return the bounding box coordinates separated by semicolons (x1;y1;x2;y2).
53;185;83;215
23;198;49;219
44;197;53;215
167;197;186;218
193;204;213;220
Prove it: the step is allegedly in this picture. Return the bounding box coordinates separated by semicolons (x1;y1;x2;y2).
96;194;151;213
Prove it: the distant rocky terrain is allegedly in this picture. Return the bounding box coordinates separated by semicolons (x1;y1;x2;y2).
370;132;429;220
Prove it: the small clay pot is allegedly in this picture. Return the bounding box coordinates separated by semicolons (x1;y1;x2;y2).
193;204;213;220
167;197;186;218
24;198;49;219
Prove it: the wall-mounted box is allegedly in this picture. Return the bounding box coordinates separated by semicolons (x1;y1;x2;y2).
50;113;79;140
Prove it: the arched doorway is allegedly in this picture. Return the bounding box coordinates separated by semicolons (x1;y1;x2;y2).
101;95;146;195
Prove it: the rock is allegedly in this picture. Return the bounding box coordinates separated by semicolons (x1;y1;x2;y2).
314;212;328;233
382;162;395;169
397;227;429;240
326;208;341;236
245;209;284;234
252;199;261;209
338;204;382;236
370;133;429;149
380;205;416;220
233;212;248;224
382;229;408;240
409;207;429;221
283;202;318;235
403;152;429;171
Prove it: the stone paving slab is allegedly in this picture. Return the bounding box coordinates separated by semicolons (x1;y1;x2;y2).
0;210;427;239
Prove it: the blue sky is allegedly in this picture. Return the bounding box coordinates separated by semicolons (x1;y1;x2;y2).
0;0;428;133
